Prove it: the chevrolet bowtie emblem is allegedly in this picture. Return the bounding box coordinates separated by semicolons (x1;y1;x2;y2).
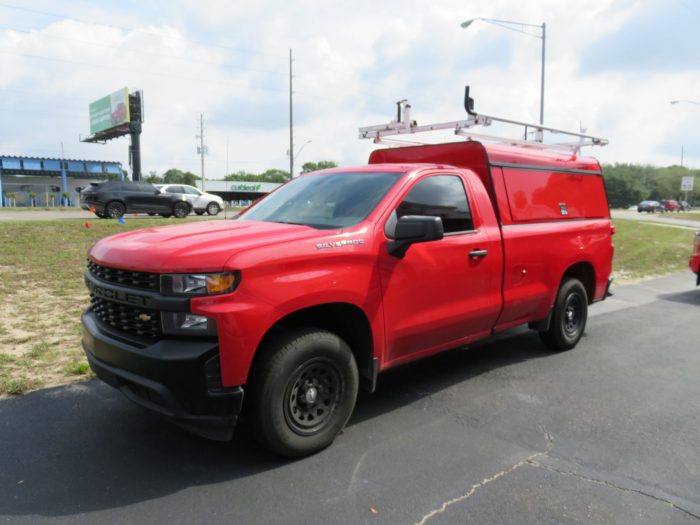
138;313;152;322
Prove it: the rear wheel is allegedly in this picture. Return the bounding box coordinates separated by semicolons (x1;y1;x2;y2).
539;278;588;351
206;202;220;216
105;201;125;218
248;329;358;457
173;202;190;218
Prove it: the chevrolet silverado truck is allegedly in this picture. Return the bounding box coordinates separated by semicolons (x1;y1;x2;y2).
81;94;614;457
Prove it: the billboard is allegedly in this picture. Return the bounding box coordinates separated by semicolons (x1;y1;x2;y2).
89;88;130;135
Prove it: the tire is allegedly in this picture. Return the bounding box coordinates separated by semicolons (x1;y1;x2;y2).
539;278;588;351
248;329;359;458
195;210;205;216
206;202;221;216
105;201;125;218
172;202;190;218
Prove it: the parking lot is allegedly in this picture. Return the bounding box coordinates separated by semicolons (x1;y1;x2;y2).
1;272;698;524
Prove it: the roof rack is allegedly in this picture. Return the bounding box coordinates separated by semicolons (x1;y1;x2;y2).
359;86;608;153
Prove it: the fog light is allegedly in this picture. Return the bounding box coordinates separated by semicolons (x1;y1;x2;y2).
161;312;217;336
180;314;208;330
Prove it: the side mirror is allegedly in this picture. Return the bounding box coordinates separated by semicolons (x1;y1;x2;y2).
387;215;444;257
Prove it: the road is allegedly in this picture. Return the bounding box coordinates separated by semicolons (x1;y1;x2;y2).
611;209;700;229
1;273;699;524
0;210;231;221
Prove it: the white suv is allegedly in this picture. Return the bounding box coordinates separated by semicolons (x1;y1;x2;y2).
157;184;224;216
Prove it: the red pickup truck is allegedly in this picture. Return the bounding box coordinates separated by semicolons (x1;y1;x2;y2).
691;230;700;285
82;140;614;457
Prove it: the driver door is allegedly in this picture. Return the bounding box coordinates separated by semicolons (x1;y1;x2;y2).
378;173;502;366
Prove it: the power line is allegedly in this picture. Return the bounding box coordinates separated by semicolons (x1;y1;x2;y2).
0;48;290;94
0;25;287;76
0;2;287;59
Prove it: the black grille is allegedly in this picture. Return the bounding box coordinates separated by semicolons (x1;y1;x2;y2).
87;260;160;292
90;295;162;339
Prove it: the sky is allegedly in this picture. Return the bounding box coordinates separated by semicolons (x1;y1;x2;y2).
0;0;699;178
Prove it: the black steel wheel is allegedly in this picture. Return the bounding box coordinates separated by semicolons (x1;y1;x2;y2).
105;201;125;218
284;358;343;436
172;201;190;218
539;278;588;351
248;329;358;457
206;202;220;216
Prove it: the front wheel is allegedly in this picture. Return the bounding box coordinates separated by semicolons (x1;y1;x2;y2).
248;329;359;458
539;278;588;351
172;202;190;218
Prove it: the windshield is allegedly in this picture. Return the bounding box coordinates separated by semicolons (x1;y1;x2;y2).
240;171;403;229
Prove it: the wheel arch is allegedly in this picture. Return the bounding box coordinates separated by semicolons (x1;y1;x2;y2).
561;261;596;305
252;302;376;392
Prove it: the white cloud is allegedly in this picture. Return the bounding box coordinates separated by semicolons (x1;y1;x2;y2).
0;0;698;178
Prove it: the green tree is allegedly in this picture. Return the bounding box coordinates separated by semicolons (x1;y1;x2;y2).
144;170;163;183
5;192;16;207
301;160;337;173
28;191;37;207
162;169;198;186
224;169;290;183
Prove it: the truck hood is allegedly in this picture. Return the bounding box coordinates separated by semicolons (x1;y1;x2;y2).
89;219;322;273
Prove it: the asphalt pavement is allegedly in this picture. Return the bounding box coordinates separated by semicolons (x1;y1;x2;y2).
611;209;700;229
1;273;699;524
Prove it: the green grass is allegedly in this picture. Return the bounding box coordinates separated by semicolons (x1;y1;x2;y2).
0;217;207;396
612;219;696;280
0;216;695;396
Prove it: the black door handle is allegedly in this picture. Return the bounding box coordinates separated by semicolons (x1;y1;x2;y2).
469;249;488;259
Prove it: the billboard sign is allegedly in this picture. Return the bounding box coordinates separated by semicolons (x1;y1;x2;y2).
681;176;695;192
89;88;130;135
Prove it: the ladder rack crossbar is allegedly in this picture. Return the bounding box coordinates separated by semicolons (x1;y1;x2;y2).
358;87;608;152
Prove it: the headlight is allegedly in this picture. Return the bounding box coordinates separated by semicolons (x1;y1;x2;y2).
161;271;239;296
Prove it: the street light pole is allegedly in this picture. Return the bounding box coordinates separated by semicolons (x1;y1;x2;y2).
461;17;546;125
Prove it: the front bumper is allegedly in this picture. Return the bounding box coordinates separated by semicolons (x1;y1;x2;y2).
82;309;244;440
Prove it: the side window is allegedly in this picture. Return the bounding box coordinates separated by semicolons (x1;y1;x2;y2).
166;185;185;194
397;175;474;233
184;186;201;195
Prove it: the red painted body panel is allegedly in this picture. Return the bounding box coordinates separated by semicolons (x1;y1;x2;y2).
88;141;613;388
690;232;700;276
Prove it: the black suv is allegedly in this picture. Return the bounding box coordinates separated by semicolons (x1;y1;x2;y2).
81;181;191;219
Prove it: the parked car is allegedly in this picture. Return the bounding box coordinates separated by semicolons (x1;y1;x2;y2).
660;199;682;212
80;181;190;219
680;200;692;211
637;200;664;213
691;230;700;286
157;184;224;215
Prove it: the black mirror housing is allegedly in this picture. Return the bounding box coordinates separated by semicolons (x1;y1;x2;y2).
388;215;444;257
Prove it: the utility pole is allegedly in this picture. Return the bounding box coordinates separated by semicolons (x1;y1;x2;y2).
197;113;206;191
289;48;294;179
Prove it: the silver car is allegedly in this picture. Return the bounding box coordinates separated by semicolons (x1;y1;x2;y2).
157;184;224;215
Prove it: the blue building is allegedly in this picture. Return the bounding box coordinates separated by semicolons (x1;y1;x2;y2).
0;156;123;207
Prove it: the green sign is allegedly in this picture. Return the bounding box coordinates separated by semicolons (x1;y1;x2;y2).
230;183;262;192
89;88;130;134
